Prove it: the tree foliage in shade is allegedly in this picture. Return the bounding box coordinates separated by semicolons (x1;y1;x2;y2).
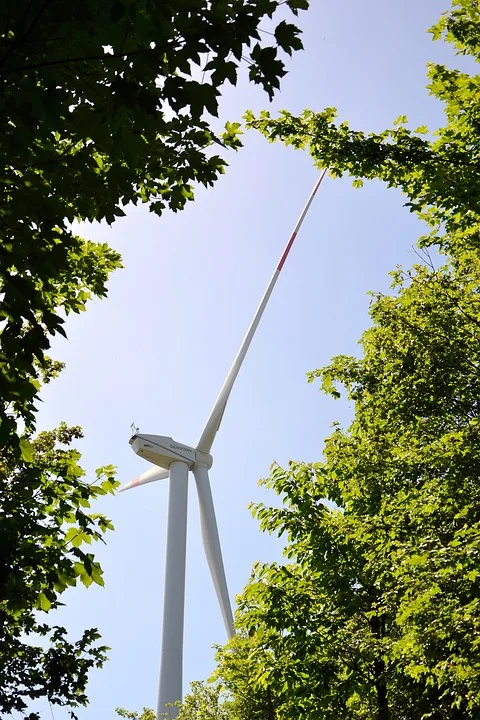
0;0;308;446
0;0;308;713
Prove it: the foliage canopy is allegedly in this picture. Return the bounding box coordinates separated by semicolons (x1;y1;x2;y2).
0;0;308;714
0;420;117;717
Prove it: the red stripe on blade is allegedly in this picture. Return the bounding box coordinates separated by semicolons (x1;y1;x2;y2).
277;231;297;272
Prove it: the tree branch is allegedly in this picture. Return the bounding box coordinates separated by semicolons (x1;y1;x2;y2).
1;39;182;76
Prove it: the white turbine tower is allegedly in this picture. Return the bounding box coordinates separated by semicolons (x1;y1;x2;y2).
120;170;327;718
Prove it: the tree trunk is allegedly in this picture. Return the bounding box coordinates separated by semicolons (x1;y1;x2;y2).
370;614;390;720
373;656;389;720
266;687;276;720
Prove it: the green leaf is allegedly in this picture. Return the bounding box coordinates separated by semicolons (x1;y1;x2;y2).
65;527;83;547
19;437;34;463
37;593;52;612
274;21;304;56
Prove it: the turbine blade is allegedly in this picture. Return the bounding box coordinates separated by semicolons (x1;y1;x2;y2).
196;170;328;455
193;465;234;638
119;465;169;492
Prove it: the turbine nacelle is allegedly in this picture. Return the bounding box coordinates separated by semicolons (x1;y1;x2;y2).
129;433;212;470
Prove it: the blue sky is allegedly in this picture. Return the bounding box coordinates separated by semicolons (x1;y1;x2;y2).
34;1;460;717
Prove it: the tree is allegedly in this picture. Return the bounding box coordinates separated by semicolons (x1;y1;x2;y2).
117;708;155;720
117;680;229;720
227;254;480;720
176;680;231;720
0;0;308;447
117;635;276;720
0;1;309;713
0;416;117;718
214;632;279;720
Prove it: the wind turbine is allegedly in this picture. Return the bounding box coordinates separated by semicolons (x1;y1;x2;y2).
120;170;327;718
